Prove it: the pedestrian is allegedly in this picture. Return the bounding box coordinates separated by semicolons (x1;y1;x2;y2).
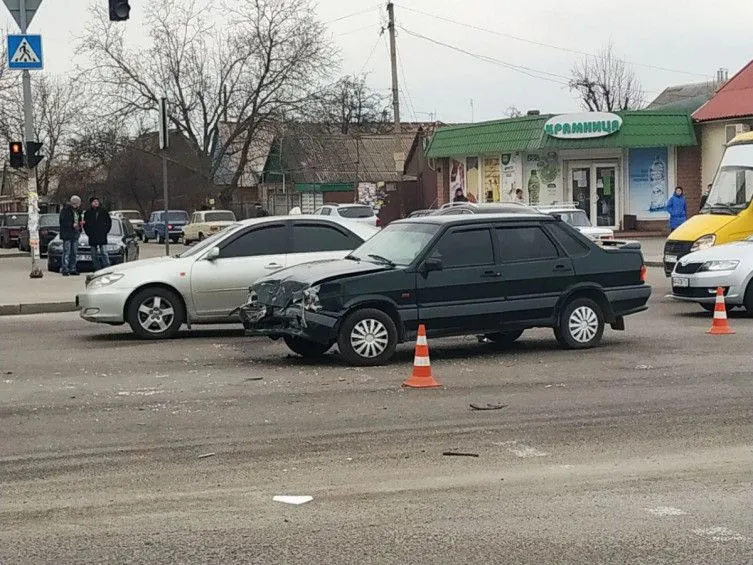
58;195;83;276
699;183;712;210
515;188;525;204
453;188;468;203
84;196;112;272
666;186;687;231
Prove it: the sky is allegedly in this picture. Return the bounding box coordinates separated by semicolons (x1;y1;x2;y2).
4;0;753;123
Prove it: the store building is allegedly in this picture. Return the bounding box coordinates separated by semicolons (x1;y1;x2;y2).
425;110;698;232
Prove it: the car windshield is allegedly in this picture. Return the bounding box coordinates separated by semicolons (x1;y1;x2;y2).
338;206;374;219
704;166;753;214
6;214;28;226
39;214;59;228
177;223;245;258
347;222;439;266
557;210;592;227
204;211;236;222
167;211;189;222
109;221;123;236
119;211;142;221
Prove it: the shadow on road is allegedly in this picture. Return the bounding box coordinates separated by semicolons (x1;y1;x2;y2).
85;327;248;343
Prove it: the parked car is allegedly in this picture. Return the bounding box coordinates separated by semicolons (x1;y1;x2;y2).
432;202;536;216
670;236;753;312
239;213;651;366
76;216;380;339
0;212;28;248
182;210;236;244
111;210;145;238
313;203;381;227
48;217;140;272
535;203;614;240
143;210;190;243
407;209;434;218
18;213;59;255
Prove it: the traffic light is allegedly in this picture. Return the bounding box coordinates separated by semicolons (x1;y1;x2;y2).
108;0;130;21
9;142;24;169
25;141;44;169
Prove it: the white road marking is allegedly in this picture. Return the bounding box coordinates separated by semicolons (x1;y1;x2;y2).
645;506;687;516
494;441;548;458
117;389;160;397
693;527;748;542
273;495;313;505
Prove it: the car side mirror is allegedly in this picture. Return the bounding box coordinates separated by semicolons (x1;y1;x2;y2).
206;246;221;261
421;256;443;274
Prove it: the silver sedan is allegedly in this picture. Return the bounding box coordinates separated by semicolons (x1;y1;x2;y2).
76;216;380;339
670;236;753;312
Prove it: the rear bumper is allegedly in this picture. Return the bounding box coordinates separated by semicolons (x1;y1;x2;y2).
240;304;339;345
604;284;652;317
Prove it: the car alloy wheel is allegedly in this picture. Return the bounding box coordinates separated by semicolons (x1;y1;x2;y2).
337;308;398;366
350;318;389;358
127;287;184;339
137;295;175;334
555;297;604;349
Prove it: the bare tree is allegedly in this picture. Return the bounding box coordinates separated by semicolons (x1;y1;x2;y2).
569;43;645;111
505;105;523;118
79;0;335;207
312;74;391;134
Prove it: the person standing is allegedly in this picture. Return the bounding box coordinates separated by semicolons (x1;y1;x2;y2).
515;188;525;204
453;188;468;203
84;197;112;272
666;186;688;231
58;195;83;276
700;183;712;210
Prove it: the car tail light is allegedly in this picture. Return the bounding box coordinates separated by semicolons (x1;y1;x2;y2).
640;265;647;282
376;217;381;227
168;224;173;230
40;230;48;237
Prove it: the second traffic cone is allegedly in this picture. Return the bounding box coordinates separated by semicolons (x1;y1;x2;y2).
707;287;735;335
403;324;441;388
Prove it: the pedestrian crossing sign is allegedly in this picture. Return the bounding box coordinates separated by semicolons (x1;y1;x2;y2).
7;34;43;70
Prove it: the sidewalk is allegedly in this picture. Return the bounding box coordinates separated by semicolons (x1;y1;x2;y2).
633;237;664;267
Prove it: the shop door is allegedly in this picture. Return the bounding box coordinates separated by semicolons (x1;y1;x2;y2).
568;163;618;228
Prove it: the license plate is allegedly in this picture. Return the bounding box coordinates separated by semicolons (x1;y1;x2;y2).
78;254;92;262
672;276;689;287
664;255;677;263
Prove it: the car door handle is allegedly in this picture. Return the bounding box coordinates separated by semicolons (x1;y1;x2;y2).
553;263;572;272
265;263;283;270
481;270;501;278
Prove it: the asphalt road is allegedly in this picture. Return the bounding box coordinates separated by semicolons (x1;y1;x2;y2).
1;269;751;564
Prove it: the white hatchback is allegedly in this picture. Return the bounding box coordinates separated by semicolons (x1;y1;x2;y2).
313;204;381;227
77;216;380;338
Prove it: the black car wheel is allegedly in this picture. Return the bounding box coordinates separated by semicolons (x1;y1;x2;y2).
142;233;149;243
1;235;11;249
484;330;524;347
283;336;333;358
158;234;165;244
554;298;604;349
337;308;398;366
126;287;184;339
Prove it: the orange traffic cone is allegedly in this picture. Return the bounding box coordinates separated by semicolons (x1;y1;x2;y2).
707;287;735;335
403;324;441;388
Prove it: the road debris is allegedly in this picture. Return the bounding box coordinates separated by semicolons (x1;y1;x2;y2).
197;452;216;459
273;495;313;505
244;376;263;382
442;451;479;458
470;402;507;411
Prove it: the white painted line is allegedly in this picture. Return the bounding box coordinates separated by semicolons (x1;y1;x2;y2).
644;506;687;516
494;441;548;458
693;527;748;542
273;495;313;505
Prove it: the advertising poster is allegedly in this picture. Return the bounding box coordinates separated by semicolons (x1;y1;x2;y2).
629;147;669;218
500;153;522;202
466;157;480;203
526;152;561;205
482;157;501;202
357;182;386;212
449;158;466;201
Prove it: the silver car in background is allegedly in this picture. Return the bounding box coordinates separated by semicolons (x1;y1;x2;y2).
77;216;380;339
670;236;753;312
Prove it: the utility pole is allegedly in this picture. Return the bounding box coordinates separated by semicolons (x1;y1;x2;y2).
386;2;405;216
159;97;170;256
19;0;42;278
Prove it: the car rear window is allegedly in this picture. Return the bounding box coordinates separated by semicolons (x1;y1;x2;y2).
167;211;189;222
547;223;590;256
6;214;28;226
119;211;143;221
40;215;59;228
204;211;236;222
338;206;374;219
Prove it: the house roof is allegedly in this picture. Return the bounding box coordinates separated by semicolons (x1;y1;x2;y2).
214;123;276;187
693;60;753;122
646;81;718;113
425;111;697;158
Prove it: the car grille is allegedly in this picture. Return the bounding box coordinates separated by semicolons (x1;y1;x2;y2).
674;262;702;274
663;240;693;275
673;286;727;298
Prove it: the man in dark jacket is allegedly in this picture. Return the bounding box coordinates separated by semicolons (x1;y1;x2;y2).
84;197;112;271
58;195;83;276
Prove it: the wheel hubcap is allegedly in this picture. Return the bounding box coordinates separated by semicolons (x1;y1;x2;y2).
137;296;175;334
350;319;389;358
568;306;598;343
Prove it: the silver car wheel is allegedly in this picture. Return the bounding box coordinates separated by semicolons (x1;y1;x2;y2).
137;295;175;334
568;305;599;343
350;318;389;358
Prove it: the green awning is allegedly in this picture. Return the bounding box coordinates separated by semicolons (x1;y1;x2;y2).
294;182;354;193
425;111;697;158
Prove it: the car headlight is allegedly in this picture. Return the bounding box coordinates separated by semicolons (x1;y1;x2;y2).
105;244;121;253
87;272;124;288
691;234;716;252
302;285;322;312
698;260;739;272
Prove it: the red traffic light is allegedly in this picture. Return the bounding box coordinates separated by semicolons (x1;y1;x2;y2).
9;142;24;168
10;142;22;154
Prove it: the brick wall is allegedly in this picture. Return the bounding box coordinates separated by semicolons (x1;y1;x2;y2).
676;144;703;217
435;158;449;207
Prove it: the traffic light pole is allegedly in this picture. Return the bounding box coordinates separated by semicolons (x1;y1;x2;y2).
19;0;42;278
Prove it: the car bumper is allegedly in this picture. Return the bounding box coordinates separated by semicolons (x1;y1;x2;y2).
669;271;745;305
239;303;339;344
77;288;130;323
49;252;125;272
604;284;652;317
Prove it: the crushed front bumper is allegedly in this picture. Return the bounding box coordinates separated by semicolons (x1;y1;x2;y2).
239;303;338;345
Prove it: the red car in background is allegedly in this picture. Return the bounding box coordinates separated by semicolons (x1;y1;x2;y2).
0;212;28;249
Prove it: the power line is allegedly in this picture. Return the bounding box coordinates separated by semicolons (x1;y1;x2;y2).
399;5;710;79
396;49;417;122
358;29;387;75
325;4;381;25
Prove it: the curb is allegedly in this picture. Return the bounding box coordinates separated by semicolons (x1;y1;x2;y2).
0;301;78;316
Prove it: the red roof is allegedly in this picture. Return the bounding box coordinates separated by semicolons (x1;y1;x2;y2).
693;60;753;122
